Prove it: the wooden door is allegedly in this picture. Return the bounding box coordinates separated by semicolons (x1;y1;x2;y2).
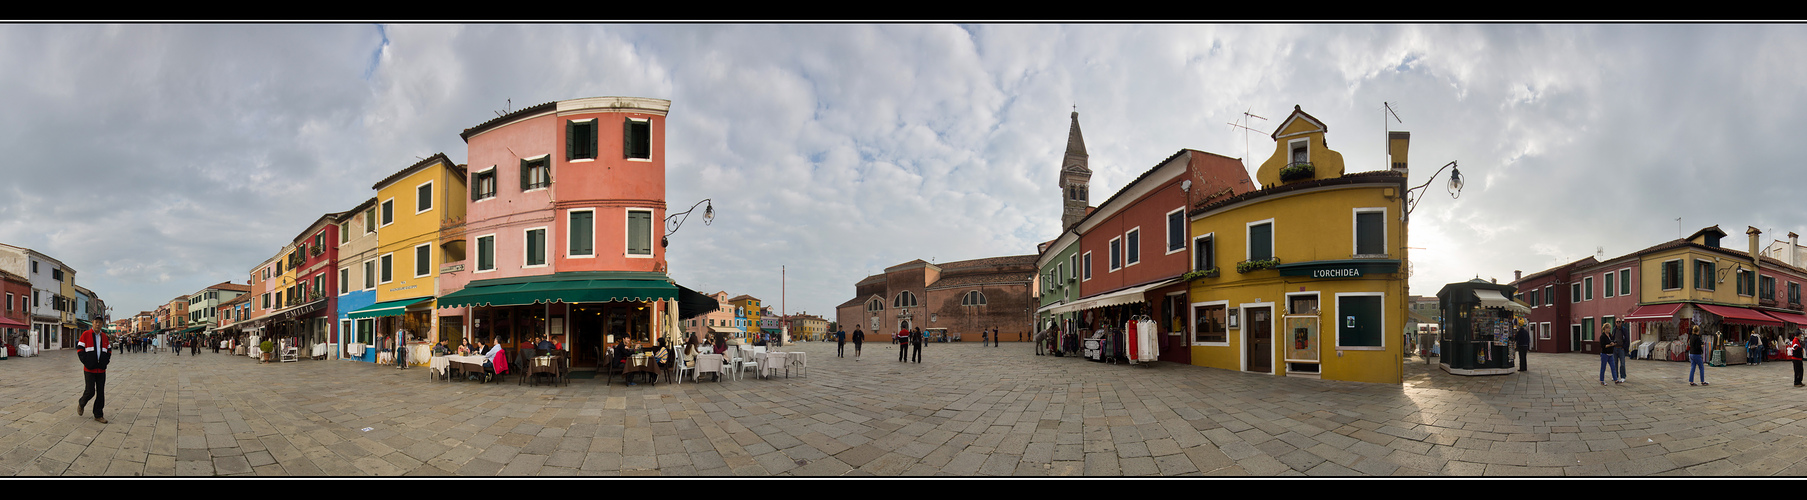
1247;306;1272;372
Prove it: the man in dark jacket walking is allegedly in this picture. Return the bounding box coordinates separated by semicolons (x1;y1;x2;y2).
76;327;111;424
835;327;846;358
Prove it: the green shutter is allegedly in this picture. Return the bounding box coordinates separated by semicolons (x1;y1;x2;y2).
570;211;593;256
471;171;480;201
1250;223;1273;261
566;120;576;160
623;118;633;159
1356;212;1384;254
520;159;530;191
628;211;651;255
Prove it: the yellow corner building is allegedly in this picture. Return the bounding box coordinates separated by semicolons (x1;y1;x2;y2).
1185;106;1409;383
351;153;468;354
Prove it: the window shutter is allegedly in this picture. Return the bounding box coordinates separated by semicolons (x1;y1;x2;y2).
566;120;576;160
520;159;530;191
624;118;633;158
471;172;480;200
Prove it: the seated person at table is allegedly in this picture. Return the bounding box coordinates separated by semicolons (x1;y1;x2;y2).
481;339;505;381
433;340;452;356
613;339;634;379
536;336;556;352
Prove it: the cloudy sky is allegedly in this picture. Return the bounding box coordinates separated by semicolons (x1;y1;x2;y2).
4;23;1802;320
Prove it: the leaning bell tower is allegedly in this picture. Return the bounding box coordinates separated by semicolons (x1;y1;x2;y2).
1059;111;1092;232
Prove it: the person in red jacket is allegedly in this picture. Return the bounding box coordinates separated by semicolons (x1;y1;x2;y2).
76;327;111;423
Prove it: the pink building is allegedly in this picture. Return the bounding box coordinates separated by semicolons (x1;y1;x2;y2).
1569;256;1639;354
440;96;715;370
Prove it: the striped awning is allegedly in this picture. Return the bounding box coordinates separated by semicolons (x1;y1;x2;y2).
1696;303;1783;327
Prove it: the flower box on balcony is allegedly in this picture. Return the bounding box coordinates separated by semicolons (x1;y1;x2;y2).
1279;162;1315;182
1181;268;1220;282
1236;259;1281;274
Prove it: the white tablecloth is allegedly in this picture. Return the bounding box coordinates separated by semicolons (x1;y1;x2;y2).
695;354;724;378
348;343;366;357
761;351;788;378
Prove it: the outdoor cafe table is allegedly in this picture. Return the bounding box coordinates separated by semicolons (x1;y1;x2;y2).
441;355;488;380
622;353;659;385
694;354;724;382
527;355;561;386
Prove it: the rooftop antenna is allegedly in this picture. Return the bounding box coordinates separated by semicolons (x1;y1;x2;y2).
1597;246;1605;260
495;98;512;119
1227;107;1267;171
1384;102;1403;170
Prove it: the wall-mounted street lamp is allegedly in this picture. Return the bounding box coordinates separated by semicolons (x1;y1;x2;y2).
663;198;714;249
1404;160;1462;218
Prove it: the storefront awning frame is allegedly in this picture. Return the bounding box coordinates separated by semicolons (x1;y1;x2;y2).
1624;303;1685;323
1696;303;1783;327
1047;277;1182;315
347;297;435;320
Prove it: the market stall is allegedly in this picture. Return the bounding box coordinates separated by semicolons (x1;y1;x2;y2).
1436;279;1529;376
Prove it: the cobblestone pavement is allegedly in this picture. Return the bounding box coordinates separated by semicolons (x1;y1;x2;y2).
4;341;1807;476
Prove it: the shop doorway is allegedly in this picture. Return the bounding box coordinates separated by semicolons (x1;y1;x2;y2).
1246;306;1273;373
572;304;604;368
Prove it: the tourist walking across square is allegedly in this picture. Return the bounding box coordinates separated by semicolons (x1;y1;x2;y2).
1613;320;1629;383
1688;325;1709;386
75;326;110;424
1599;323;1620;386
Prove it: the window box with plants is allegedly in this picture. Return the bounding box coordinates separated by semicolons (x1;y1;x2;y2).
1279;162;1315;182
1181;268;1219;282
1236;258;1281;274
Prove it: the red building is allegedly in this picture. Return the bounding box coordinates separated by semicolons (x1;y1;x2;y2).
1;271;29;349
1510;257;1595;353
265;213;342;351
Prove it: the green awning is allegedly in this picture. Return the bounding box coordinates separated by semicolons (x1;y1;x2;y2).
438;277;677;309
347;297;435;320
177;325;206;334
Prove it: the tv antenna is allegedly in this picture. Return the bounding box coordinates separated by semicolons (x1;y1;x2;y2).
495;98;512;119
1384;101;1403;169
1226;108;1267;170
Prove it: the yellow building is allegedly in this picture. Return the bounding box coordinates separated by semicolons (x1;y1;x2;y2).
1184;106;1409;383
729;295;761;340
349;153;467;356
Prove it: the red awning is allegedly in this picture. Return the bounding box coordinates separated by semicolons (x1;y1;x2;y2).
0;315;25;328
1624;303;1684;323
1696;303;1784;327
1762;309;1807;326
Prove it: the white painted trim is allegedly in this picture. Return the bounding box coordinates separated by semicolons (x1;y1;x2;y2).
1540;322;1552;341
1544;285;1554;306
1164;207;1186;255
523;226;550;269
1333;292;1386;351
379;199;395;228
1241;302;1277;373
1661;258;1683;291
1190;299;1230;347
412;243;433;279
1352;207;1387;256
414;180;434;215
1284;291;1321;316
1246;218;1276;262
625;208;655;259
1192;232;1215;272
338;267;350;296
565;208;596;259
1083;252;1093;281
378;253;394;285
1583;276;1594;301
362;259;376;291
1125;227;1142;268
1287;138;1311;165
1108;236;1122;272
474;234;497;273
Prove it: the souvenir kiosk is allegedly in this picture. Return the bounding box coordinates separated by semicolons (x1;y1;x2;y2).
1436;279;1529;376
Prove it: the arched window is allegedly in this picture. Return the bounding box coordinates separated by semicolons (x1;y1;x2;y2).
893;291;917;308
867;298;883;312
962;290;988;306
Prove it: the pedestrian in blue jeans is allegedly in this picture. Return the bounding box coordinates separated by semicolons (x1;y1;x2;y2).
1599;325;1620;386
1688;325;1709;386
1614;321;1629;383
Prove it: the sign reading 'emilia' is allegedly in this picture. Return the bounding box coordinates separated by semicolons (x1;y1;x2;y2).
1311;268;1362;279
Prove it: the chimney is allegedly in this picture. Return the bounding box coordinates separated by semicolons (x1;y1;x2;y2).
1388;131;1411;172
1514;270;1522;282
1792;232;1800;267
1750;226;1763;271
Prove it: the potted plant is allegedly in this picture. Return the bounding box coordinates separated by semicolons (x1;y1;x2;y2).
1181;268;1219;281
1279;162;1315;182
259;340;275;363
1237;258;1282;274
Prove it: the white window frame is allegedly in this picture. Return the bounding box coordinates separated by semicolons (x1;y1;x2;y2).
415;180;435;214
1618;268;1632;296
522;154;552;193
1108;236;1122;272
338;223;349;245
1352;207;1387;256
626;117;653;162
1332;292;1385;351
1540;322;1551;341
1661;259;1683;291
1193;232;1216;272
1287;138;1310;164
1571;283;1582;303
567;118;597;163
1191;299;1231;347
1544;285;1554;306
1246;218;1276;262
363;259;376;291
1069;253;1077;281
1125;227;1142;268
1165;207;1186;255
1604;271;1616;298
566;208;596;259
1241;301;1277;372
1583;276;1594;301
413;243;433;278
524;226;550;269
473;166;498;202
1083;251;1093;281
379;253;394;285
338;267;350;296
475;234;497;273
380;198;395;228
626;208;655;259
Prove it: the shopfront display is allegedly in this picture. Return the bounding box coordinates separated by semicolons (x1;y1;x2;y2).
1437;279;1529;376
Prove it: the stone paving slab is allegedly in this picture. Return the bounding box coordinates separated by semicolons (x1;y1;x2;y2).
10;343;1807;476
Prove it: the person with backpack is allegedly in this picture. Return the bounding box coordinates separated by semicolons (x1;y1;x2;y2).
76;326;111;424
1786;332;1804;388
